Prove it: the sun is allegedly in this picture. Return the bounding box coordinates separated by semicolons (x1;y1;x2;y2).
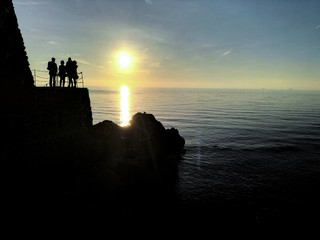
118;52;132;69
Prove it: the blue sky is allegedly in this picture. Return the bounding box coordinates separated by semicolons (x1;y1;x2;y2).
13;0;320;89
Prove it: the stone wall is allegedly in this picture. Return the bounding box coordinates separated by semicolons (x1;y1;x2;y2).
1;87;93;160
31;87;93;136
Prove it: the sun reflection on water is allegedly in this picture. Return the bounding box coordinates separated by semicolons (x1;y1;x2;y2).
120;85;130;127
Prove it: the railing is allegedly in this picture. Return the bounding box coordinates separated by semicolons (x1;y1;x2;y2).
32;69;85;88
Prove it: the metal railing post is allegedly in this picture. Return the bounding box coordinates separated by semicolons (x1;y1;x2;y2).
82;72;84;88
33;69;85;88
34;69;36;86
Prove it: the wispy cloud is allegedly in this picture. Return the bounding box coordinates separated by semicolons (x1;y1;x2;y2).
316;25;320;29
213;50;232;63
47;41;58;45
76;59;91;65
149;61;161;68
76;59;105;69
14;1;48;5
123;26;173;44
145;0;152;6
142;48;149;53
221;50;231;56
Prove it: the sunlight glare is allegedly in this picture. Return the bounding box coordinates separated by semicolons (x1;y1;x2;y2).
120;85;130;127
118;52;132;69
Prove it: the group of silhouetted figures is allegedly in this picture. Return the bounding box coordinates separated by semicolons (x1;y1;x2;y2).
47;57;79;88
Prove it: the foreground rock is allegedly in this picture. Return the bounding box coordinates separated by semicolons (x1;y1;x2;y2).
14;112;185;213
92;112;185;186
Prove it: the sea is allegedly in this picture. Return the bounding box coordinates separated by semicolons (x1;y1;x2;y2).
89;87;320;227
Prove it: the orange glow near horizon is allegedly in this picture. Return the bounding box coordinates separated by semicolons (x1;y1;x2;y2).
120;85;130;127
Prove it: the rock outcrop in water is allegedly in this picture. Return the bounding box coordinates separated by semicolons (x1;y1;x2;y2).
92;112;185;187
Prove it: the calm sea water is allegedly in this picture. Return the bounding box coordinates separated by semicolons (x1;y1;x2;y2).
89;87;320;218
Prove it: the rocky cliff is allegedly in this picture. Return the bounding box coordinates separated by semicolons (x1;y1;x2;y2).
0;0;34;90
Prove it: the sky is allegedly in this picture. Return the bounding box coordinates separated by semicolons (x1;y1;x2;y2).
13;0;320;89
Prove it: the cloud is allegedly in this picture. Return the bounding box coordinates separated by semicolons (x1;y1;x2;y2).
145;0;152;6
213;50;232;63
316;25;320;29
47;41;58;45
76;59;91;65
14;1;48;5
221;50;231;56
142;48;149;53
76;59;105;69
149;61;161;68
123;26;173;44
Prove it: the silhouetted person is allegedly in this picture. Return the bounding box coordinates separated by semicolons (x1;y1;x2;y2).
47;57;57;87
58;60;66;87
66;57;73;87
73;60;78;88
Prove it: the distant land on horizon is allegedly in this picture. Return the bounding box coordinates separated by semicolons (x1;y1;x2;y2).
86;85;320;92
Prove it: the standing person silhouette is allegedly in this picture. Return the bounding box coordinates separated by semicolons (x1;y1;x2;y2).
58;60;66;87
73;60;78;88
66;57;73;87
47;57;57;87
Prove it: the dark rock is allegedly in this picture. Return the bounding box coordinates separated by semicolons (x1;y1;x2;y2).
12;112;185;213
91;112;185;188
1;0;34;92
165;127;186;154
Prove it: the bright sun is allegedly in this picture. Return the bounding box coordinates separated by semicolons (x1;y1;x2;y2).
118;52;132;69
